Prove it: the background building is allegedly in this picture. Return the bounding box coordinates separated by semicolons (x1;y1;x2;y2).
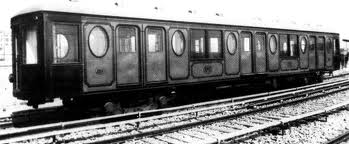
0;31;11;66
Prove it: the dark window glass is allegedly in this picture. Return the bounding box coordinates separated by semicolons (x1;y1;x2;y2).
147;28;164;53
191;30;205;59
119;26;137;53
255;34;265;51
280;34;288;57
290;35;298;57
309;37;316;51
280;34;299;57
191;30;222;59
208;30;222;58
318;37;325;51
327;39;332;52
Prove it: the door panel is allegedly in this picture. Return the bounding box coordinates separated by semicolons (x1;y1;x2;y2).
50;23;81;97
145;27;166;82
224;32;239;75
317;37;325;69
299;36;309;69
309;37;316;70
325;38;333;68
267;34;279;71
169;28;189;79
240;32;252;74
18;26;41;91
255;33;266;73
116;26;140;85
84;24;114;91
13;24;44;102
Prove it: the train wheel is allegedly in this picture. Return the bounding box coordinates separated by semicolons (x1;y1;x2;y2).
303;77;309;85
62;97;74;108
104;102;123;115
271;78;279;90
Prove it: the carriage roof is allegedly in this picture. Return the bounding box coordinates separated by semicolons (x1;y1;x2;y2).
15;0;337;34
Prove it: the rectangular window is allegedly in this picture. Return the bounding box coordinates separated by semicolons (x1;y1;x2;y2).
24;26;38;64
241;32;251;53
318;37;325;51
280;34;288;57
191;30;205;59
191;30;222;59
333;39;336;54
119;26;137;53
208;30;222;58
290;35;298;57
255;34;265;51
310;37;316;51
210;38;219;52
244;38;250;52
280;34;299;57
147;28;163;53
53;24;79;63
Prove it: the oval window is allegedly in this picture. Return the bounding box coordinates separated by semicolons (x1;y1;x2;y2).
227;33;237;54
55;34;69;58
269;35;277;54
301;37;306;53
89;26;108;57
172;31;185;56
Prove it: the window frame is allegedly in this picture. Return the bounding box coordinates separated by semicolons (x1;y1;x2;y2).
88;26;109;58
326;38;332;53
255;32;266;52
279;34;289;57
300;37;307;54
309;36;316;52
190;29;223;60
171;30;185;56
289;35;299;57
226;32;237;55
117;25;138;53
190;29;205;59
207;30;222;59
52;23;80;64
317;36;325;51
269;35;277;54
23;25;39;65
146;27;165;53
279;34;299;58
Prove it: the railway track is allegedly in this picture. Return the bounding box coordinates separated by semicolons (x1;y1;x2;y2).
0;116;12;130
1;79;349;143
0;71;345;131
326;130;349;144
324;71;349;80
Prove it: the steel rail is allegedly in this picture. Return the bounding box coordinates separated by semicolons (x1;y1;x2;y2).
91;83;349;144
325;130;349;144
211;101;349;144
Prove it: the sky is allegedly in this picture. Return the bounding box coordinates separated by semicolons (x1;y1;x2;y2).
1;0;349;44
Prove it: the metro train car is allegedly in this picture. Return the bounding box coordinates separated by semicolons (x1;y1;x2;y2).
8;1;340;108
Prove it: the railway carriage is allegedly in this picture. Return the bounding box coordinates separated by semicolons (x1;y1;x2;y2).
8;1;341;108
